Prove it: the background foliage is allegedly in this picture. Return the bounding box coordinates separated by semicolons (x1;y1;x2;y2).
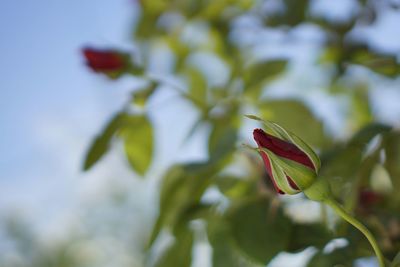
2;0;400;266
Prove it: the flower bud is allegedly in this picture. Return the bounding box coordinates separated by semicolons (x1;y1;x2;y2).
82;47;126;73
249;116;320;195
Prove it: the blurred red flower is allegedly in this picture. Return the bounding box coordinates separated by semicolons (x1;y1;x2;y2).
82;47;125;72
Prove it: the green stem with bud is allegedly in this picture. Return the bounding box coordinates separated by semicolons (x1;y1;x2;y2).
304;177;385;267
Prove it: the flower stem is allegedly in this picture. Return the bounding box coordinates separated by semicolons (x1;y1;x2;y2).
324;198;385;267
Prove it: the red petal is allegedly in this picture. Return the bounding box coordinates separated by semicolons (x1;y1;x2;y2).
82;47;125;72
253;128;315;170
287;175;299;190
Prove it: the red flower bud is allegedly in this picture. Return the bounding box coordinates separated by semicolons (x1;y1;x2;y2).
253;128;318;195
82;47;126;72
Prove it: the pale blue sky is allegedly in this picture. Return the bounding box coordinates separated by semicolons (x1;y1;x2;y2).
0;0;139;219
0;0;133;170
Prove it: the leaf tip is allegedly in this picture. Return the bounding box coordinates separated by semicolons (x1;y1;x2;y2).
244;114;263;121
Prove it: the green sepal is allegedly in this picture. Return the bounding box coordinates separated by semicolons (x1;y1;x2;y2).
304;177;332;202
267;151;300;195
261;148;316;192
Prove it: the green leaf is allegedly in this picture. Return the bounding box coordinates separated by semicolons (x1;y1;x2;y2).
349;85;373;132
350;49;400;78
207;214;263;267
187;67;208;106
391;251;400;267
305;233;376;267
323;123;391;178
153;226;194;267
320;123;392;200
148;163;215;247
119;114;153;175
228;197;292;264
163;35;191;72
83;113;125;170
349;123;392;147
244;114;263;121
208;114;239;162
265;0;309;27
133;0;167;39
243;59;287;95
209;124;237;161
382;131;400;207
259;99;329;148
208;216;240;267
287;223;332;252
132;81;158;107
134;13;159;39
306;247;354;267
215;175;258;199
320;146;362;181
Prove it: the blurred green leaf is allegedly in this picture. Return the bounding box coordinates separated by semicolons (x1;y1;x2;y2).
208;214;263;267
209;123;238;162
243;59;287;95
350;49;400;78
349;123;392;147
134;0;167;39
120;114;153;175
321;123;391;179
321;123;391;201
346;224;385;259
228;197;291;264
321;146;364;184
287;223;332;252
244;114;263;121
391;251;400;267
259;100;329;148
83;112;154;174
148;163;215;246
134;13;158;39
383;131;400;207
139;0;168;16
164;35;191;72
83;113;125;170
208;106;240;162
199;0;233;20
266;0;309;26
216;175;257;199
187;67;208;108
153;226;194;267
306;247;354;267
132;81;158;107
208;215;241;267
307;229;382;267
349;85;373;131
